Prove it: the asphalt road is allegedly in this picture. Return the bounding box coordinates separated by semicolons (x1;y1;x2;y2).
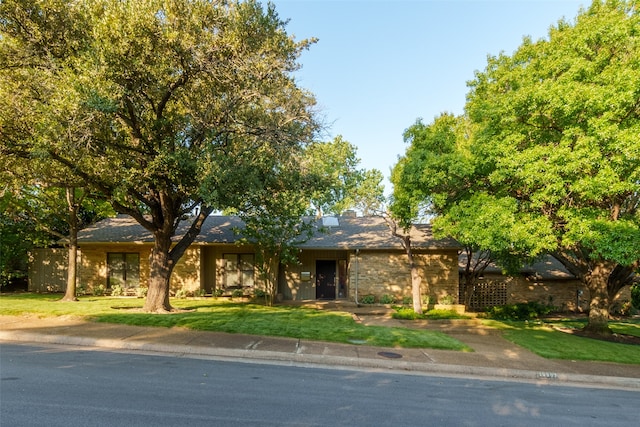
1;343;638;427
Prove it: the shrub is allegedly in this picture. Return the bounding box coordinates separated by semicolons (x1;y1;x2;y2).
253;288;266;298
485;302;554;321
359;295;375;304
213;288;224;298
631;284;640;310
174;288;188;299
438;294;456;305
111;285;124;297
76;284;87;297
231;288;244;298
402;295;413;305
93;284;106;296
136;287;148;298
380;294;395;304
392;307;425;320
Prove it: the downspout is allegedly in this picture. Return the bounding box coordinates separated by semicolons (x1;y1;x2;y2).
354;249;360;306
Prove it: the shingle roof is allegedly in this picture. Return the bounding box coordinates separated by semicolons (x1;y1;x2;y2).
77;214;460;250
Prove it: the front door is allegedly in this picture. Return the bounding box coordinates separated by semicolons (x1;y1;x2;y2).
316;260;336;300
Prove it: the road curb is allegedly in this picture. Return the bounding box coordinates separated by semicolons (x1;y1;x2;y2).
2;330;639;391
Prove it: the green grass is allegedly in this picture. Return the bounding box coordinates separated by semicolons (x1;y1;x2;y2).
0;293;470;351
489;319;640;364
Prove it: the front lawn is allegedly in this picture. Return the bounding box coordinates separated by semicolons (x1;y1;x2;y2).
488;318;640;365
0;293;470;351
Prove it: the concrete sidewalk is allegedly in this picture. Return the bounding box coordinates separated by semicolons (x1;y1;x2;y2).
1;312;639;391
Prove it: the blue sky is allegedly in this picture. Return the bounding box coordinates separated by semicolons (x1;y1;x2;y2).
271;0;586;194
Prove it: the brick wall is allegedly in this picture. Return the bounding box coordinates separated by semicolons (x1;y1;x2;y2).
348;249;459;303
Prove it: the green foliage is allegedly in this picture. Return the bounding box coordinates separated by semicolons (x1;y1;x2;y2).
392;307;424;320
306;136;385;216
359;295;375;304
379;294;395;304
111;285;124;297
438;294;456;305
485;302;554;321
231;288;244;299
392;307;470;320
0;0;321;312
392;0;640;332
631;284;640;310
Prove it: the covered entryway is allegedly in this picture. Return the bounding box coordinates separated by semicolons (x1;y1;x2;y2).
315;260;336;300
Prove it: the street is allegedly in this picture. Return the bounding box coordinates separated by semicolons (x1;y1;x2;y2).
1;343;638;426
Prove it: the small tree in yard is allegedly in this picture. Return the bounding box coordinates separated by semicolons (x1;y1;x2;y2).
0;0;320;312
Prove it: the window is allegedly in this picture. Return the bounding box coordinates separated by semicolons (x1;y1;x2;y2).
107;253;140;289
223;254;254;288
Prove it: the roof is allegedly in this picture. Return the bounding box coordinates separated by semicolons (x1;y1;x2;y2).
77;214;461;251
459;253;576;280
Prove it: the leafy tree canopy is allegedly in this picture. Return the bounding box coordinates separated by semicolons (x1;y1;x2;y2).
0;0;320;311
393;0;640;333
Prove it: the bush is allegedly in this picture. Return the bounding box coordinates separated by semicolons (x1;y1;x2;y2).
631;284;640;310
213;289;224;298
380;294;395;304
359;295;375;304
485;302;554;321
402;295;413;305
93;284;106;296
136;287;148;298
392;307;425;320
111;285;124;297
438;294;456;305
231;288;244;298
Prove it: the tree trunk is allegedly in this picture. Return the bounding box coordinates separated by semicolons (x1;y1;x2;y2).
61;187;78;302
263;254;279;307
143;241;175;313
138;207;213;313
583;261;614;335
406;239;423;315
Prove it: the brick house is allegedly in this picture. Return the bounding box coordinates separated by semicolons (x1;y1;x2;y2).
29;214;462;304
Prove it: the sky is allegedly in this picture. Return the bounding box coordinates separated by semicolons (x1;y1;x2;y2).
271;0;587;194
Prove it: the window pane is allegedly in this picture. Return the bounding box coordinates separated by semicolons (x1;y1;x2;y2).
107;253;124;288
242;270;254;287
124;253;140;288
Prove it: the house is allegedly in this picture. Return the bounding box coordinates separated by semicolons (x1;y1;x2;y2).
459;255;633;313
29;214;462;304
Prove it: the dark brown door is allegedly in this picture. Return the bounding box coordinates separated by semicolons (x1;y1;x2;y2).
316;260;336;300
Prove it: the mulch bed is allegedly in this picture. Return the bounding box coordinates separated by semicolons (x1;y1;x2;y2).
555;327;640;346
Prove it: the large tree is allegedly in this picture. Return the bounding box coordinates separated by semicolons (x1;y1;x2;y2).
305;136;385;217
0;0;319;312
465;0;640;334
392;114;555;308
